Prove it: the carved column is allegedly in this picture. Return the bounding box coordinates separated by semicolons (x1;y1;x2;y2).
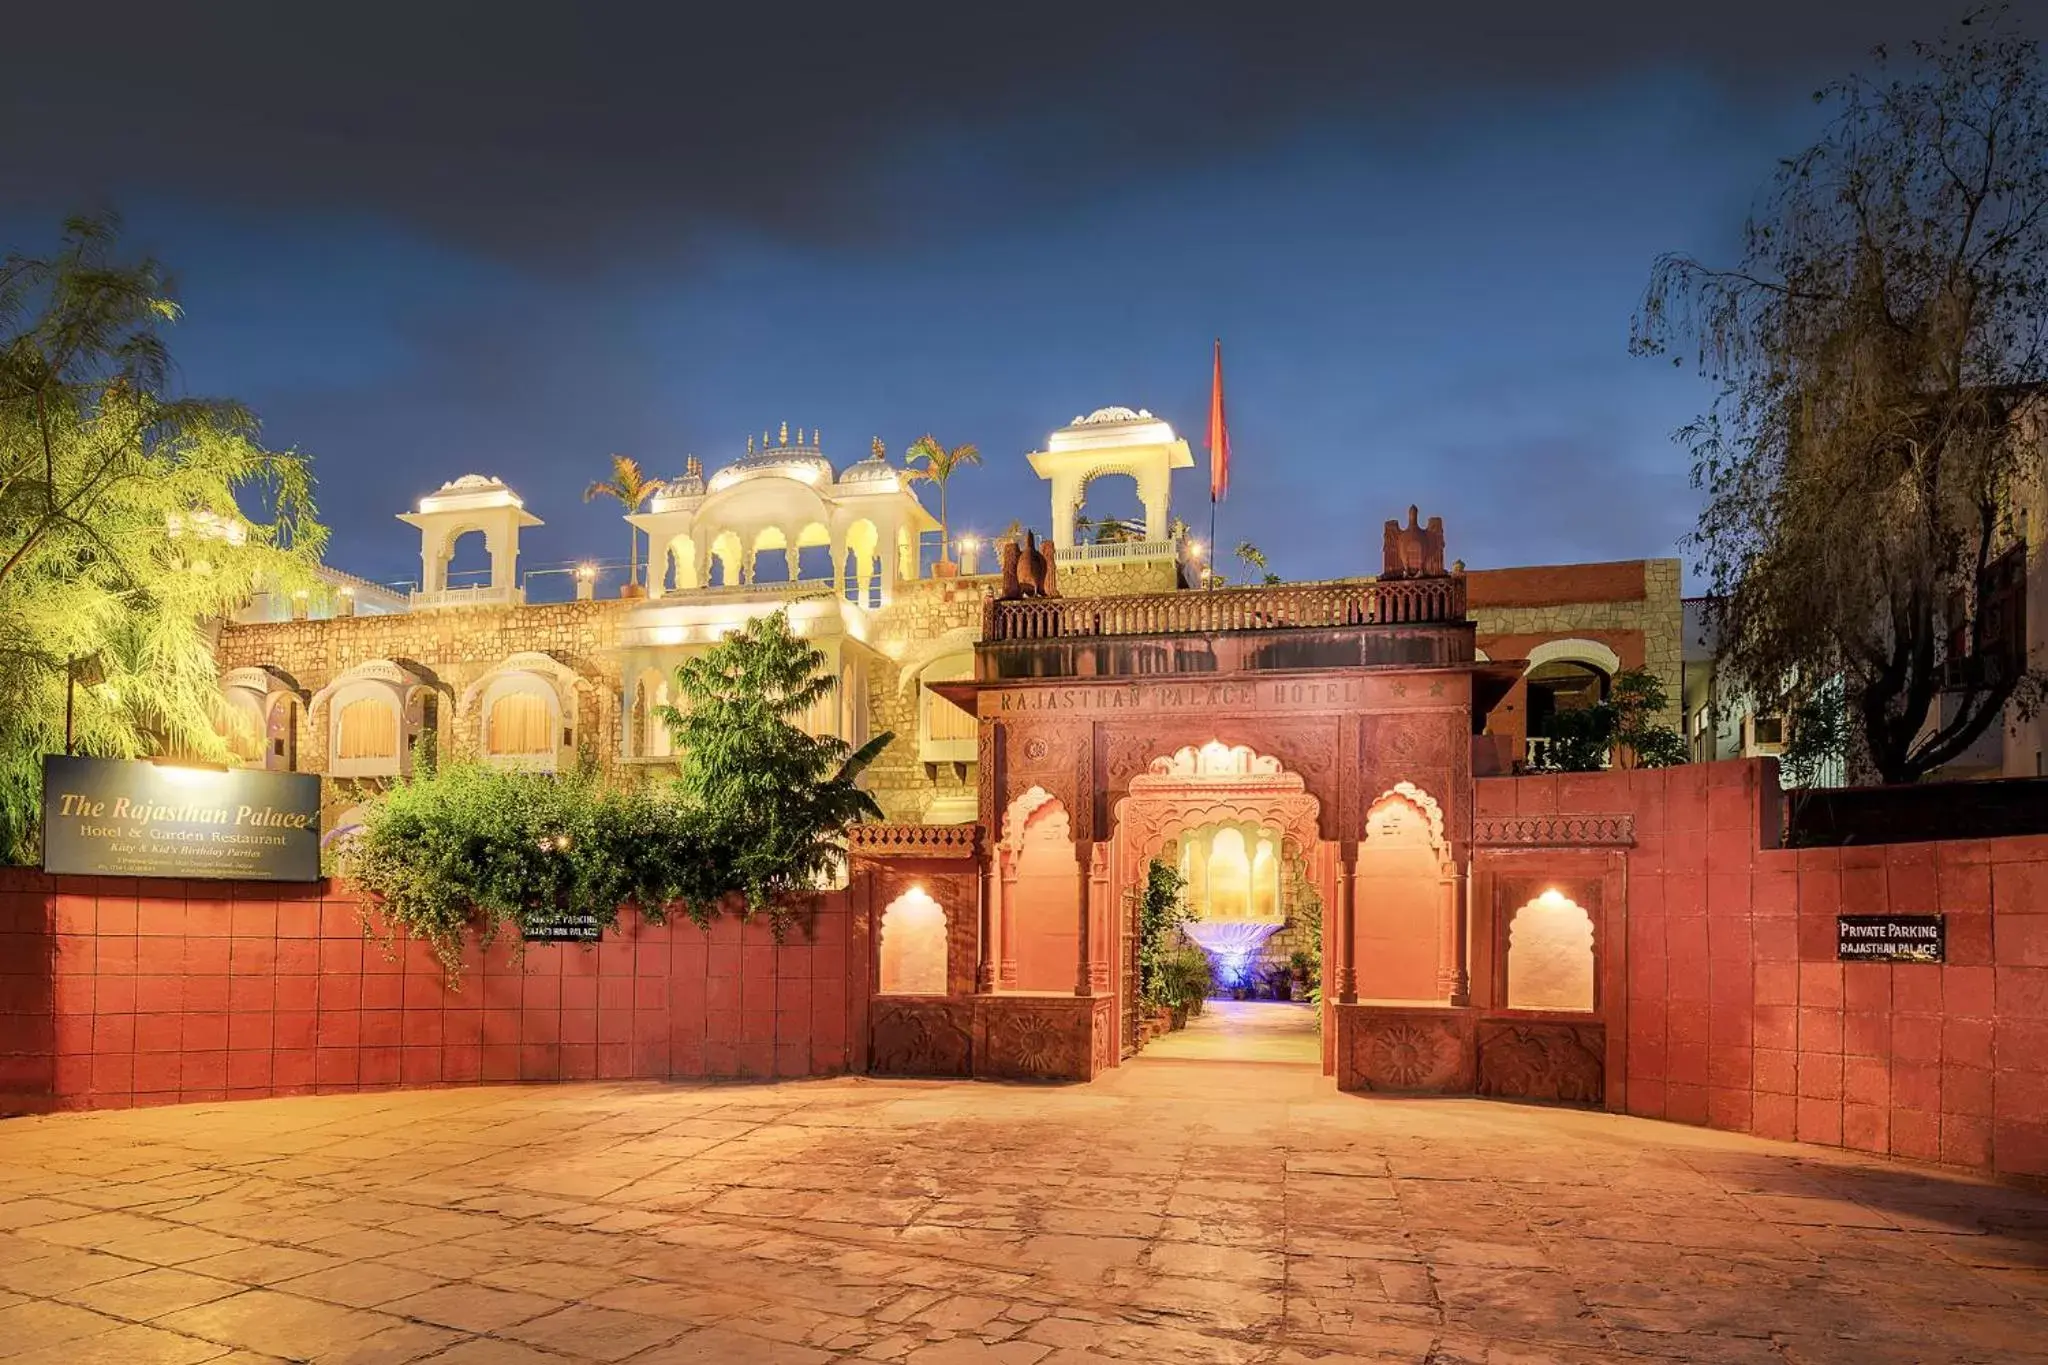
1448;864;1472;1006
977;853;997;993
1075;841;1094;996
1436;872;1463;1005
998;855;1019;989
1336;841;1358;1004
1087;843;1113;994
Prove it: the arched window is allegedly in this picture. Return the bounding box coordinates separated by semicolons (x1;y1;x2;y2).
1506;890;1596;1012
878;888;948;994
487;691;553;755
917;650;975;763
336;698;399;761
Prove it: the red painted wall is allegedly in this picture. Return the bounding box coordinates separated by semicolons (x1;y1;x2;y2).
0;872;857;1114
1478;762;2048;1181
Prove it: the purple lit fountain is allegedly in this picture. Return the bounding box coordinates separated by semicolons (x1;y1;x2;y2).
1182;921;1282;990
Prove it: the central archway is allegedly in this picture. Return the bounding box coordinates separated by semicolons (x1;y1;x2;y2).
1106;744;1333;1068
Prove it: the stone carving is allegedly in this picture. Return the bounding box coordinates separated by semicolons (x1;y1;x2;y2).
985;1006;1085;1080
1090;998;1117;1078
870;1001;973;1077
1472;815;1636;848
1381;506;1447;579
1340;1009;1475;1093
998;530;1062;600
848;823;982;859
1477;1020;1604;1105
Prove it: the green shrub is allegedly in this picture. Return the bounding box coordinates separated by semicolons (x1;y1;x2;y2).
1136;857;1192;1007
1156;944;1214;1010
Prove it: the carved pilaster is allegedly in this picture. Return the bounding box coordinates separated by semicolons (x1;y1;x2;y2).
1336;841;1358;1004
1075;840;1093;996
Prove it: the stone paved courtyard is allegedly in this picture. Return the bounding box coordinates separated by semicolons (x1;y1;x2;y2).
0;1059;2044;1364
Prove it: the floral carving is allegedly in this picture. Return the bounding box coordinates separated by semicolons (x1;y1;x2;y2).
985;1005;1086;1080
1477;1021;1604;1105
1340;1009;1475;1093
1472;815;1635;848
871;1002;973;1077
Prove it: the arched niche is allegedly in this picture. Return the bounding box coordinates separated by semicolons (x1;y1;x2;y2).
1355;783;1453;1004
999;786;1079;994
310;660;441;778
878;888;948;995
1506;890;1596;1012
461;653;584;771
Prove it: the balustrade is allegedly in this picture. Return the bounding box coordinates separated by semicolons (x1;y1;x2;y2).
984;576;1466;642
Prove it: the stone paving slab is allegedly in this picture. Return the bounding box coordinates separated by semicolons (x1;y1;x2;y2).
0;1059;2042;1363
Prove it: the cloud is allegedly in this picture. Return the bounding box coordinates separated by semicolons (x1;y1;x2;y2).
0;0;1968;266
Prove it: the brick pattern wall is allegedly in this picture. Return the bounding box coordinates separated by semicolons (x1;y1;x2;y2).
0;871;856;1114
1479;762;2048;1181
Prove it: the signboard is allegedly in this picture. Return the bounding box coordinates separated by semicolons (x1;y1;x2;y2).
523;913;602;944
42;755;321;882
1837;914;1945;964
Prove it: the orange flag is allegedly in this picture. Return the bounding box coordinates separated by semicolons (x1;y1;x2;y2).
1207;338;1230;502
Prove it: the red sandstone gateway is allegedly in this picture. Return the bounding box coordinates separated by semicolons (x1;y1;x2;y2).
6;513;2047;1186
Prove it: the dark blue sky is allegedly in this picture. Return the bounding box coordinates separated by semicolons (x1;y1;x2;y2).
1;2;1984;593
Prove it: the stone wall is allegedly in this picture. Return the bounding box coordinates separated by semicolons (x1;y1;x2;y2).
217;559;1185;826
1469;557;1685;742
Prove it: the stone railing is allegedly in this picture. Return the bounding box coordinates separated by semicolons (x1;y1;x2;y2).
410;583;524;611
1061;539;1182;566
1472;814;1636;848
847;822;982;859
984;576;1466;642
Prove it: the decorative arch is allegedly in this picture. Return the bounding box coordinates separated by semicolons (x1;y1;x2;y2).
1523;638;1622;677
1505;889;1596;1012
877;888;948;995
310;660;437;778
1150;743;1282;779
1366;781;1448;860
1000;785;1067;851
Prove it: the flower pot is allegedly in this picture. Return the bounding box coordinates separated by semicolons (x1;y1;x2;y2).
619;582;647;600
932;560;960;579
1272;978;1293;1002
1169;1005;1190;1030
1188;997;1205;1017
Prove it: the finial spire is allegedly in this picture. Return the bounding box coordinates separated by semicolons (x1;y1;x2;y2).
779;420;789;446
746;434;754;455
870;435;885;462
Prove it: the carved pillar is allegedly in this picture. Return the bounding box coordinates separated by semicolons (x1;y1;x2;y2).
1075;842;1094;996
999;855;1019;989
1436;872;1462;1004
827;536;845;597
1446;864;1472;1006
784;545;802;582
1336;841;1358;1004
977;854;997;993
1088;844;1113;994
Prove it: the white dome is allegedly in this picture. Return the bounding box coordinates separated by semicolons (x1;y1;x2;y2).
1070;406;1154;426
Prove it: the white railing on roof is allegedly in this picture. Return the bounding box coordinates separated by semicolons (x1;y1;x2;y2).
1062;538;1182;566
411;583;524;610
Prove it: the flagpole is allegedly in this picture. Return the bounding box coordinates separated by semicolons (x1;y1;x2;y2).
1207;494;1217;591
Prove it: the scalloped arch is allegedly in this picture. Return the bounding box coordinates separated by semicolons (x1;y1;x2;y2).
1366;781;1447;855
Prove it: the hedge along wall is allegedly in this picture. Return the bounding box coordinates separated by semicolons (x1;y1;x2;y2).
1479;760;2048;1182
0;870;860;1114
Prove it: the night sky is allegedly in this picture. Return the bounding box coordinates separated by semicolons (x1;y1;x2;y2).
0;1;1987;594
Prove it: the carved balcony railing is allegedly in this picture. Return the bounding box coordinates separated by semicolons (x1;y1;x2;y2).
984;576;1466;642
847;822;982;859
410;583;524;611
1060;539;1183;566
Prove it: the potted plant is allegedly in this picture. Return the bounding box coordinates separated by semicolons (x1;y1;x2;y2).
583;454;664;599
1269;964;1294;1002
1290;948;1314;991
904;434;981;576
1157;945;1214;1030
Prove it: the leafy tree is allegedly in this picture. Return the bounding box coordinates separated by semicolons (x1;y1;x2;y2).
660;608;891;930
1634;13;2048;783
0;215;325;863
1781;679;1854;787
583;454;662;590
1529;667;1686;772
904;434;980;563
1234;540;1282;585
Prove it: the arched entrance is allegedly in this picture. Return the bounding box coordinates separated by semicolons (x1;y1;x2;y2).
1107;744;1332;1068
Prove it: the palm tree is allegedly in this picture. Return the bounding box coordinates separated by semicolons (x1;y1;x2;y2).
903;434;981;564
582;455;663;590
1235;540;1281;585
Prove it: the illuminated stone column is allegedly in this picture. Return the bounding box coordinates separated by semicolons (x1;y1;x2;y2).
1087;844;1112;994
1436;873;1463;1005
1444;866;1472;1006
999;856;1019;989
1075;843;1094;997
977;855;998;993
1336;842;1358;1004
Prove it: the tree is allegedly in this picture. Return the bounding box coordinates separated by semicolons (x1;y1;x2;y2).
903;434;980;563
659;608;892;928
1527;667;1686;772
0;215;325;863
1634;12;2048;783
582;455;661;590
1234;540;1282;585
